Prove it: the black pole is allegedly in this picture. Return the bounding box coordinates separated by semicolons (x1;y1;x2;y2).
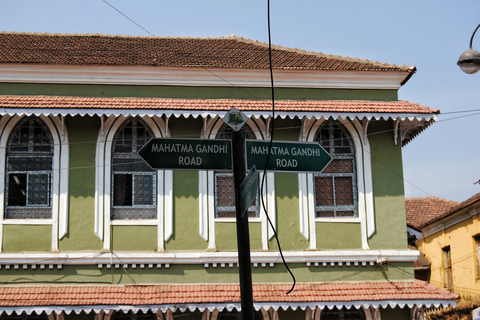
232;130;255;320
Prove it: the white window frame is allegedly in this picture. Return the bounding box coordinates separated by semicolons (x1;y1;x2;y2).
299;118;374;250
200;116;276;251
94;115;171;251
0;115;69;252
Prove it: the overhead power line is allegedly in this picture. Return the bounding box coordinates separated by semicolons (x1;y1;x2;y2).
102;0;155;36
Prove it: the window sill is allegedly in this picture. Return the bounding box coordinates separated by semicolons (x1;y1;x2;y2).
315;217;361;223
110;219;158;226
2;219;53;225
214;217;262;223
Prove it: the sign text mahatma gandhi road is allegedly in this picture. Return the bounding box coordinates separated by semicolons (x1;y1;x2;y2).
138;138;232;170
246;140;332;173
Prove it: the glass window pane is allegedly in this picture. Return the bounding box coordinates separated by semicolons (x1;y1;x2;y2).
7;174;27;206
5;117;54;218
313;119;357;218
133;174;154;206
27;173;50;206
114;174;132;206
315;177;334;206
111;117;155;220
335;177;353;206
216;175;235;207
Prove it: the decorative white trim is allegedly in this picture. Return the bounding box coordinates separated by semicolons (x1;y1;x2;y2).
298;174;309;240
157;170;165;251
200;117;272;249
164;170;173;242
49;116;70;240
266;172;276;240
307;173;316;249
0;249;420;266
302;118;374;250
207;170;216;250
94;115;169;250
260;172;276;250
0;64;409;90
199;171;209;241
0;108;438;127
0;299;456;317
0;115;67;252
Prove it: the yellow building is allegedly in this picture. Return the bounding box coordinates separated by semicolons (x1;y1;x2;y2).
416;193;480;300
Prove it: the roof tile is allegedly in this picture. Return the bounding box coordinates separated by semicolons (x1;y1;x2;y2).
0;95;438;115
405;196;459;229
0;32;414;73
0;280;457;307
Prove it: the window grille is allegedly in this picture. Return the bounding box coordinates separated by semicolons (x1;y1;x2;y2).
313;119;357;218
5;117;53;219
214;124;258;218
111;118;156;220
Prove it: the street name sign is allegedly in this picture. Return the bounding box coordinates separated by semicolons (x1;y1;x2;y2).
138;138;232;170
246;140;332;173
240;166;257;217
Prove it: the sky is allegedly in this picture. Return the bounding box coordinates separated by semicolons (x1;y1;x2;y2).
1;0;480;202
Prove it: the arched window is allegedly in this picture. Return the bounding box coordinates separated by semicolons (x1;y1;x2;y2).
313;119;357;218
320;307;365;320
111;117;156;220
5;117;54;219
214;124;258;218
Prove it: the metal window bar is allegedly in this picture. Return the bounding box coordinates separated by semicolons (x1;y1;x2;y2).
214;172;259;218
313;120;357;218
111;117;156;220
5;117;54;219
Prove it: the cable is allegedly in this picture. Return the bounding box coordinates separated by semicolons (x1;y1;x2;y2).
259;0;296;295
102;0;155;36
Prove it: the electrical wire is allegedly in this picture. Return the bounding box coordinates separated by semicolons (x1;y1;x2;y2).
102;0;155;36
259;0;296;295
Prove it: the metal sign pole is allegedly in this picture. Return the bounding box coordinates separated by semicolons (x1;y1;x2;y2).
232;130;255;320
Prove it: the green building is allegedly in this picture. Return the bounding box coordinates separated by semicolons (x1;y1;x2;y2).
0;32;456;320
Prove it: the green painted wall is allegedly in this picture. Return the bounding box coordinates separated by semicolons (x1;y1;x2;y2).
0;262;414;285
60;116;103;251
111;226;157;251
271;118;302;141
2;225;51;252
167;170;206;250
316;222;362;249
0;83;398;101
367;120;408;249
168;116;203;139
215;222;262;251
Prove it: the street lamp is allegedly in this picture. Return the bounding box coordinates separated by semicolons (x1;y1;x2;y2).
457;23;480;74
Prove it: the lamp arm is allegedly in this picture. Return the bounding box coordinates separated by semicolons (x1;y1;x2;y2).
469;23;480;49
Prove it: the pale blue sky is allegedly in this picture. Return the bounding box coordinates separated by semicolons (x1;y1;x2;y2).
1;0;480;201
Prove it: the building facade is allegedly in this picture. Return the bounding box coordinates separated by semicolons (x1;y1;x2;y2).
416;193;480;301
0;32;457;320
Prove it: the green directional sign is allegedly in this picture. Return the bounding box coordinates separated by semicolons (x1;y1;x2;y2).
240;166;258;217
246;140;332;173
138;138;232;170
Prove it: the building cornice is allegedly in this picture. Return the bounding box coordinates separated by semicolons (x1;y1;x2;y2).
0;249;418;270
0;64;407;89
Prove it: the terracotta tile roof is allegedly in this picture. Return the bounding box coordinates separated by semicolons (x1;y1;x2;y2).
419;192;480;228
405;196;459;230
0;32;414;74
0;95;438;115
0;280;457;308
